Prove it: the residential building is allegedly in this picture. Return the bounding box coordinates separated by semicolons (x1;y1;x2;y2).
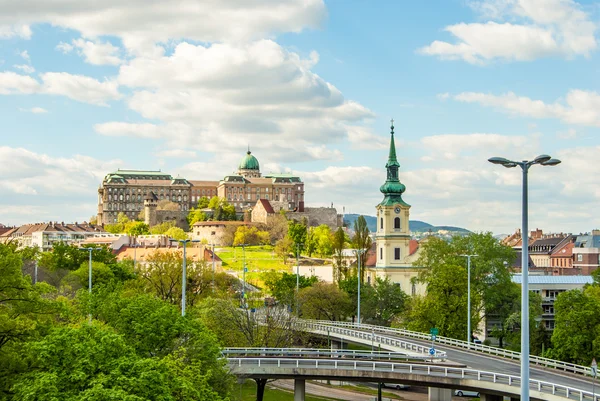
550;235;576;275
0;222;105;251
572;230;600;275
528;234;567;271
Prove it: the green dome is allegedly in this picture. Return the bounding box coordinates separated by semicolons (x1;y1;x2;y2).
239;151;260;170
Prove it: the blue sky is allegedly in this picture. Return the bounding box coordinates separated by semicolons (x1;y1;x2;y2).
1;0;599;235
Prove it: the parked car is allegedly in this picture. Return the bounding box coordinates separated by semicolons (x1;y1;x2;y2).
454;389;480;397
382;383;411;390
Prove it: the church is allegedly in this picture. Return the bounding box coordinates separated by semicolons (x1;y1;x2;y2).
365;121;427;296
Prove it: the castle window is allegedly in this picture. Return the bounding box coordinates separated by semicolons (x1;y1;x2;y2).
119;195;123;201
380;218;383;230
108;195;112;201
394;217;400;229
138;195;141;201
394;248;401;260
108;188;112;192
178;195;182;202
126;195;130;201
380;248;383;259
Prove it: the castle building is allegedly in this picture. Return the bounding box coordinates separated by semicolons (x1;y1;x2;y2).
97;150;305;225
366;121;425;296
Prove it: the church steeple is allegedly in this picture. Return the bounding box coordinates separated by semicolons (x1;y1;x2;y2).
379;119;409;207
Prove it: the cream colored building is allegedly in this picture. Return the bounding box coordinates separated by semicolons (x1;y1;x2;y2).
365;122;426;296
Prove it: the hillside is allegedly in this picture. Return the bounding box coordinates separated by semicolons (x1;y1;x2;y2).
343;214;471;234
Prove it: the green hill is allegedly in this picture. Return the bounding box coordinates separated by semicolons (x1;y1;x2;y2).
343;214;470;234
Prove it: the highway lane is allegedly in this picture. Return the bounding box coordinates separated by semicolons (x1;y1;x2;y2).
369;333;598;394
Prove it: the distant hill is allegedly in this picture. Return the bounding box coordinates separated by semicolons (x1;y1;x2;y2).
343;214;471;234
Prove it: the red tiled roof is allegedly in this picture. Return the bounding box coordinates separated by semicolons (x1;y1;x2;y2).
204;248;222;262
257;199;275;214
409;239;419;256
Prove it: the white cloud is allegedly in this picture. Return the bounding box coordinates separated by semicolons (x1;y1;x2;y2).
56;41;74;53
0;0;326;53
346;126;388;150
155;149;197;159
0;24;31;39
13;64;34;74
557;128;577;139
19;50;30;62
0;71;121;105
453;90;600;127
19;107;48;114
419;0;597;64
71;39;122;65
94;122;164;139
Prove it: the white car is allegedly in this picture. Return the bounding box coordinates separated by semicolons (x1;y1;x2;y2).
382;383;411;390
454;389;480;397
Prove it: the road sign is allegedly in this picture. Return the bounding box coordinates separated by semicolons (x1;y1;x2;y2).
244;267;248;273
430;328;439;336
429;348;435;356
592;358;598;377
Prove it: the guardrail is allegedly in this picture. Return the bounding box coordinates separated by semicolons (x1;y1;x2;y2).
228;357;597;401
295;320;447;359
306;320;593;377
223;347;436;361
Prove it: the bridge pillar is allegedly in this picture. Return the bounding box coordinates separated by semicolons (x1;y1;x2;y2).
428;387;452;401
480;394;502;401
294;379;305;401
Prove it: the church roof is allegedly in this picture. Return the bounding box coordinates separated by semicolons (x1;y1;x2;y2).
239;150;260;171
379;121;410;207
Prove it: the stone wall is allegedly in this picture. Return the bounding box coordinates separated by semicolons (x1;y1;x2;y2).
155;210;189;231
287;207;342;230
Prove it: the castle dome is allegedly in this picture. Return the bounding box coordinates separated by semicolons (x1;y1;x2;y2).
239;150;260;171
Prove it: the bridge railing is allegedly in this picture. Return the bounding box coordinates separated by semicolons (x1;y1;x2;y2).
306;320;592;376
228;357;597;401
223;347;434;361
294;320;447;359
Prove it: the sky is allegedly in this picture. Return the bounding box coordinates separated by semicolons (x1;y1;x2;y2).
0;0;599;235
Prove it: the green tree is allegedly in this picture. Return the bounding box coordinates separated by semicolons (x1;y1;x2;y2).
288;219;307;256
264;213;289;243
149;220;176;235
339;276;375;323
126;221;150;236
309;225;333;258
164;226;189;241
233;225;270;246
299;282;351;321
188;208;208;226
332;227;349;282
38;242;116;272
208;197;237;221
548;286;600;364
197;196;210;209
365;277;409;326
410;233;516;340
263;271;318;310
352;215;372;281
274;235;293;263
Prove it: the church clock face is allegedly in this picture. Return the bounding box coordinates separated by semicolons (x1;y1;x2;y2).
394;207;401;214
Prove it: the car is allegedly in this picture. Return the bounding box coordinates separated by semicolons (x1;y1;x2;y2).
454;389;480;397
473;339;482;344
382;383;411;390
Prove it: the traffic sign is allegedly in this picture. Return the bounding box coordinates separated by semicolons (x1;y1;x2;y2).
430;328;439;336
592;358;597;377
244;267;248;273
429;348;435;356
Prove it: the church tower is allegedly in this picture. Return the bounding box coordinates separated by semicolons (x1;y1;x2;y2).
375;120;411;269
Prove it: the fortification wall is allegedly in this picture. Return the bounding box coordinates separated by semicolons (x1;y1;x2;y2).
288;207;342;230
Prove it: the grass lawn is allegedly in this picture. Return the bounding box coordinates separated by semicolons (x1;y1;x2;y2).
217;246;292;289
234;379;341;401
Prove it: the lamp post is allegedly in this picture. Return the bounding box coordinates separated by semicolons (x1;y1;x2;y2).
169;238;200;316
211;243;216;292
79;247;98;323
237;243;249;309
296;242;303;316
489;154;561;401
355;249;365;325
460;254;477;344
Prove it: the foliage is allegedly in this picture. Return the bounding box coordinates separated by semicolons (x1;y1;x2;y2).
332;227;349;282
126;221;150;236
364;277;409;326
157;200;180;211
164;226;189;241
307;225;333;258
233;225;270;246
263;213;289;243
288;220;307;256
352;216;372;280
39;242;116;271
105;213;150;235
274;235;293;263
67;260;135;290
188;208;208;226
137;251;213;308
197;196;210;209
208;197;237;221
410;232;516;340
149;220;176;235
338;277;375;323
299;282;350;321
548;285;600;364
263;271;318;310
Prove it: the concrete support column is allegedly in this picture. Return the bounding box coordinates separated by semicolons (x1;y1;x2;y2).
428;387;452;401
294;379;305;401
480;394;502;401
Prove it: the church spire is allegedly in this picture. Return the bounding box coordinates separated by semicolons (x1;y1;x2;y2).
379;119;409;207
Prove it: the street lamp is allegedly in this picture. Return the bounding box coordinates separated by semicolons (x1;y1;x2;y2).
236;243;249;309
169;238;200;316
296;242;303;316
355;249;365;325
79;247;98;323
460;254;477;344
488;154;561;401
211;243;216;292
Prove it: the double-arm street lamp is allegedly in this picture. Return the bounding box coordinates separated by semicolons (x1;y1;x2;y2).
488;154;560;401
460;254;477;344
79;247;99;323
169;238;200;316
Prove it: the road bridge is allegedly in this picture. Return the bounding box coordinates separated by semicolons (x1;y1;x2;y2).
227;353;597;401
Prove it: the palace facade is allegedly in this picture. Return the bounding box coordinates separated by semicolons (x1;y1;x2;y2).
97;150;305;225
